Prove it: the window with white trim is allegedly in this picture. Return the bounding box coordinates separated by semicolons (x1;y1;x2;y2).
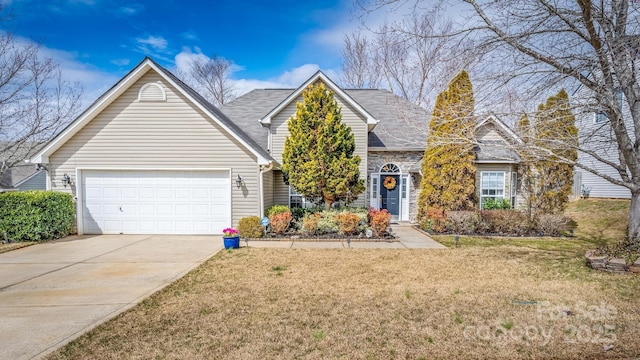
480;171;505;208
289;186;304;208
372;177;378;199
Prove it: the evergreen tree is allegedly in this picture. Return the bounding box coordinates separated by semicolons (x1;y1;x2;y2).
418;70;476;221
516;113;536;219
282;82;364;210
531;89;578;214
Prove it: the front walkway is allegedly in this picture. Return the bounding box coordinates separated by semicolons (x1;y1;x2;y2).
248;224;446;249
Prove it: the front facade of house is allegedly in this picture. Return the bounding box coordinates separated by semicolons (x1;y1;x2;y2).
32;58;523;235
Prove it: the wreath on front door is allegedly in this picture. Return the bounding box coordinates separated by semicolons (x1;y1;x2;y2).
383;176;397;190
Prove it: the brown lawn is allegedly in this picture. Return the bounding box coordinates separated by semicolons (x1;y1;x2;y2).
49;199;640;359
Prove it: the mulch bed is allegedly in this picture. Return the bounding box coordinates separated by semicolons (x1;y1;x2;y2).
243;233;397;242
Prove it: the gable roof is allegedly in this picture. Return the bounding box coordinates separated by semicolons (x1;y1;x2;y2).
222;88;429;151
476;115;523;145
31;57;273;166
259;71;379;130
475;115;523;163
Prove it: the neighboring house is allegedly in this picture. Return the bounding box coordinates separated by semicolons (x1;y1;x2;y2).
0;164;46;192
573;87;633;199
31;57;524;235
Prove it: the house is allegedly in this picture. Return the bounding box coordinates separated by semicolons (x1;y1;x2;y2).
573;86;634;199
31;57;523;235
0;164;46;192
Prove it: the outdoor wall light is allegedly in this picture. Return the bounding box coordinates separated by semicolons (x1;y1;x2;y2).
235;174;243;188
62;173;72;188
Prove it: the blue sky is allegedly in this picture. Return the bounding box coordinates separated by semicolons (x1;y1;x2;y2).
2;0;365;104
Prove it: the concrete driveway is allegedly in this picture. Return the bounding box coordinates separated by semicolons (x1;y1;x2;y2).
0;235;223;360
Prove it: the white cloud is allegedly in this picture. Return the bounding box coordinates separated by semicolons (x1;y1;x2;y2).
135;35;168;53
118;4;144;16
110;58;130;66
174;47;340;97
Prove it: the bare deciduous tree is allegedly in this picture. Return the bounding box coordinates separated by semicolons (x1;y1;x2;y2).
356;0;640;244
0;33;82;184
187;55;236;106
342;5;466;109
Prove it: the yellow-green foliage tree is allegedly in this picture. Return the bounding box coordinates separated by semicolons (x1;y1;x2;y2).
516;113;536;219
282;82;364;210
418;70;476;222
530;89;578;214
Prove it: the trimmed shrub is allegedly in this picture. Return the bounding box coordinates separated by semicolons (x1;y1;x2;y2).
446;211;481;234
481;198;512;210
480;210;530;235
0;191;75;242
421;207;447;233
237;216;264;238
369;208;391;237
335;212;361;235
534;214;577;236
269;211;293;235
317;212;339;234
266;205;290;218
302;213;322;235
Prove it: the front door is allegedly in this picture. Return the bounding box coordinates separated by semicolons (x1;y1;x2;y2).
380;175;400;220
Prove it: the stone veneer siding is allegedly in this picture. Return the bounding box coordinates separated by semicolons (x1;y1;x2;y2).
367;151;423;223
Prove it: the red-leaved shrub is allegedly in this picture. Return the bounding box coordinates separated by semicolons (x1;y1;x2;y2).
269;211;293;235
369;208;391;237
335;212;361;235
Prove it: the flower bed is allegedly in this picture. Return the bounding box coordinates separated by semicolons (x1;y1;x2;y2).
237;206;395;241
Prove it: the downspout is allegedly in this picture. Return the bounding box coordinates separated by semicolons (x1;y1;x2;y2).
259;161;274;218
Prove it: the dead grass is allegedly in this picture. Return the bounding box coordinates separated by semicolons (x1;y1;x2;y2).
47;199;640;359
49;248;639;360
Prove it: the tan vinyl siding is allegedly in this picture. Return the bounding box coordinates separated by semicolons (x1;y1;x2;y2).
270;81;368;207
49;70;261;225
273;170;289;206
475;163;519;208
263;170;274;211
477;123;507;143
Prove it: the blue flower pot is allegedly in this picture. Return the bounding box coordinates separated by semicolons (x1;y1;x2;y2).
223;235;240;249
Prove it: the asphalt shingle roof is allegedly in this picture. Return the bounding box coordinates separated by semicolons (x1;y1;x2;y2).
220;88;430;151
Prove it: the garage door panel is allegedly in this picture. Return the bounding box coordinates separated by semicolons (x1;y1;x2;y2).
82;170;230;235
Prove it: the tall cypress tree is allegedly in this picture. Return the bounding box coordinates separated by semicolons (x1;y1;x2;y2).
418;70;476;221
531;89;578;214
282;82;364;210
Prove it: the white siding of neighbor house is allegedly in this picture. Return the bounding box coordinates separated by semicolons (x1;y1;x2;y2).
270;81;368;207
573;87;633;199
48;70;261;226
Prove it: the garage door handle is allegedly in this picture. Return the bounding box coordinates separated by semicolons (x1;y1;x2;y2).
119;207;123;212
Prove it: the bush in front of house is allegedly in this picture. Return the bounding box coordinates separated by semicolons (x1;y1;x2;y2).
269;211;293;235
237;216;264;238
481;198;512;210
335;212;361;235
0;191;75;242
302;212;322;235
480;209;530;235
369;208;391;237
446;211;482;234
266;205;290;218
534;213;577;236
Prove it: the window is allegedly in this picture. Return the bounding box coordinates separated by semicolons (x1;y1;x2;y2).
289;186;304;208
480;171;505;208
372;177;378;199
595;111;607;124
595;89;624;124
401;175;407;199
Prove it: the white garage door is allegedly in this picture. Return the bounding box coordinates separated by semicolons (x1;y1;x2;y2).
81;170;230;235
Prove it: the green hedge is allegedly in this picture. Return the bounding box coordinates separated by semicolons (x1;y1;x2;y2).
0;191;75;242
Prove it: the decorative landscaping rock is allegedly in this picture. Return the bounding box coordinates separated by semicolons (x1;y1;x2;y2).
585;250;637;273
606;258;627;272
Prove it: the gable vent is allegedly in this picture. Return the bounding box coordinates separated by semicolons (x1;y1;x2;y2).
138;82;166;102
